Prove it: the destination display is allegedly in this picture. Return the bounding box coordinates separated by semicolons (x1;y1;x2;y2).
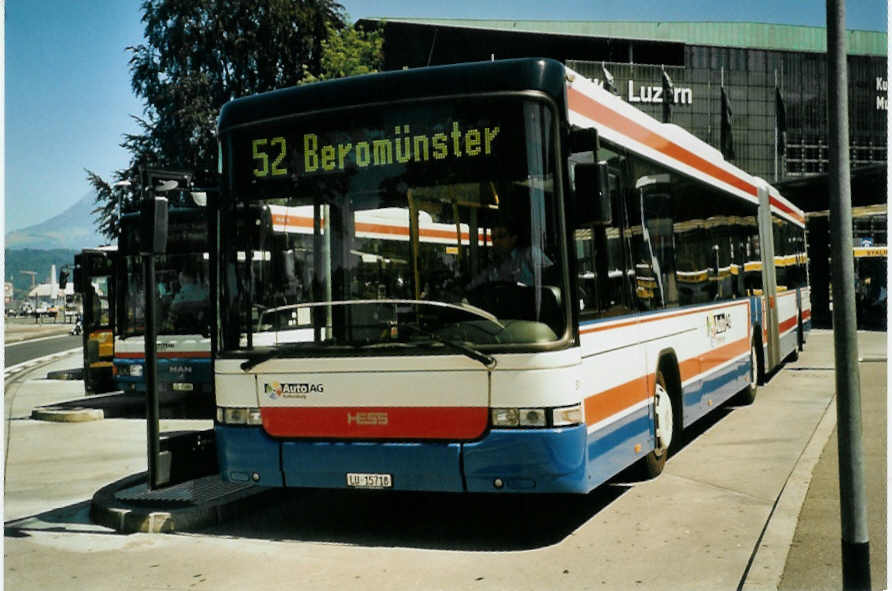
228;97;549;199
250;122;502;179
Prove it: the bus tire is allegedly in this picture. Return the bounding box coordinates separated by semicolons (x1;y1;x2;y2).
640;369;675;479
754;331;767;385
735;342;759;405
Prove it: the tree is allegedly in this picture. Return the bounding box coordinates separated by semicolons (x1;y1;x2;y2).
299;22;383;84
89;0;349;240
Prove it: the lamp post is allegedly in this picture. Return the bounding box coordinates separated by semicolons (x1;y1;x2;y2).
139;168;175;490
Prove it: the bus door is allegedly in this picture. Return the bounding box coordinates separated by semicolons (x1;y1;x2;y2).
756;183;781;372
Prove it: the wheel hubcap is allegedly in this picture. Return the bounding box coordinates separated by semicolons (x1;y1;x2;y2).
654;383;673;456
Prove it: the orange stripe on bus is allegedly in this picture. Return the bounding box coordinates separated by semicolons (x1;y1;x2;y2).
580;300;748;335
584;375;651;426
271;213;475;242
568;87;758;199
584;335;749;427
679;336;750;382
769;197;805;224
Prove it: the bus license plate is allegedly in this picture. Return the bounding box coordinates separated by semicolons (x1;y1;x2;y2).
172;383;193;392
346;473;392;489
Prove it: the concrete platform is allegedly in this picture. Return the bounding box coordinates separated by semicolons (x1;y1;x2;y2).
90;473;272;534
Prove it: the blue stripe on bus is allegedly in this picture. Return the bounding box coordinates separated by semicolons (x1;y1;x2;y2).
216;425;284;486
682;353;750;426
463;425;589;493
584;404;652;489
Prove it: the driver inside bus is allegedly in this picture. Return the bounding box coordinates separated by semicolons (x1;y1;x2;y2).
166;262;207;330
467;220;553;290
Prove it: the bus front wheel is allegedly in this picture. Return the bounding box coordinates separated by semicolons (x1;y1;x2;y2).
640;370;675;479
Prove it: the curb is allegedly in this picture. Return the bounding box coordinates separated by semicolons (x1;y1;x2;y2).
740;399;838;591
31;406;104;422
90;472;275;534
4;348;81;381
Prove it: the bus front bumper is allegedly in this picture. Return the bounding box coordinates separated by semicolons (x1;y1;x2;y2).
215;423;589;494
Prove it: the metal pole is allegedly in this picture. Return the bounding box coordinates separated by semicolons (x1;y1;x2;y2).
826;2;871;589
143;252;161;489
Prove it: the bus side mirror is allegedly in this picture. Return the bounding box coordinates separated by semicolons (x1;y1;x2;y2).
569;127;612;225
574;163;612;225
139;196;169;255
59;270;69;290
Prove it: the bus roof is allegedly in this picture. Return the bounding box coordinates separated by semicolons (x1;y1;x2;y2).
218;58;568;133
564;65;804;227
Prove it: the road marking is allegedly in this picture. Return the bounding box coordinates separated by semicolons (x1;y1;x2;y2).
5;333;73;347
3;348;81;381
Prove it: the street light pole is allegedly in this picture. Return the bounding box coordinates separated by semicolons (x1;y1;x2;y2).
826;1;871;589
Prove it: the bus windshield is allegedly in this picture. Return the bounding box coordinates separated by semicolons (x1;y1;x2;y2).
118;208;210;338
221;95;567;352
120;253;210;338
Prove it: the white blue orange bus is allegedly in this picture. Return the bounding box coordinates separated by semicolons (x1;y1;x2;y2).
211;58;809;492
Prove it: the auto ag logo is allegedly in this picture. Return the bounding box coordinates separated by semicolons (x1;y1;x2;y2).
264;382;324;400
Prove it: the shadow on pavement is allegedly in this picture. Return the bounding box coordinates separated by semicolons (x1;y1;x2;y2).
201;483;632;551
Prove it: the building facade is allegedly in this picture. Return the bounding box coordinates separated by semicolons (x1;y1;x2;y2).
358;19;887;210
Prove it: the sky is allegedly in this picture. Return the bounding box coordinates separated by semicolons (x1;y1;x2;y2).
4;0;889;232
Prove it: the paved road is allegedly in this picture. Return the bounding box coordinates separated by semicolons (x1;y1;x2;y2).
2;330;886;591
4;333;81;368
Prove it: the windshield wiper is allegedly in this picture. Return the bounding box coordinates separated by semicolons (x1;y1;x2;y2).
240;299;502;372
240;343;307;371
257;299;504;329
395;322;496;371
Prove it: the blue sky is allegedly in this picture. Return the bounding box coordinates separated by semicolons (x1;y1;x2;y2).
4;0;888;232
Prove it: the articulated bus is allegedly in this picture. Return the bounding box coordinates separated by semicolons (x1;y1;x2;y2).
72;247;117;393
114;196;213;417
212;58;808;493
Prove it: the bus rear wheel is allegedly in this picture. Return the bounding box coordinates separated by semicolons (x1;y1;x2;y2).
640;370;674;479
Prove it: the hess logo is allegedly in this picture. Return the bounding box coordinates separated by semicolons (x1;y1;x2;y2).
347;412;389;426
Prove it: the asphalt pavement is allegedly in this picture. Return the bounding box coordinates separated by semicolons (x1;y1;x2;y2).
2;326;887;590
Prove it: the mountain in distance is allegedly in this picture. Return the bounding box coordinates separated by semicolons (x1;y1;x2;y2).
6;191;108;250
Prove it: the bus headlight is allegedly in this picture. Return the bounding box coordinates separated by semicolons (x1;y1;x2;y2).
128;364;144;378
217;407;263;426
551;403;584;427
519;408;547;427
490;405;582;428
491;408;519;427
